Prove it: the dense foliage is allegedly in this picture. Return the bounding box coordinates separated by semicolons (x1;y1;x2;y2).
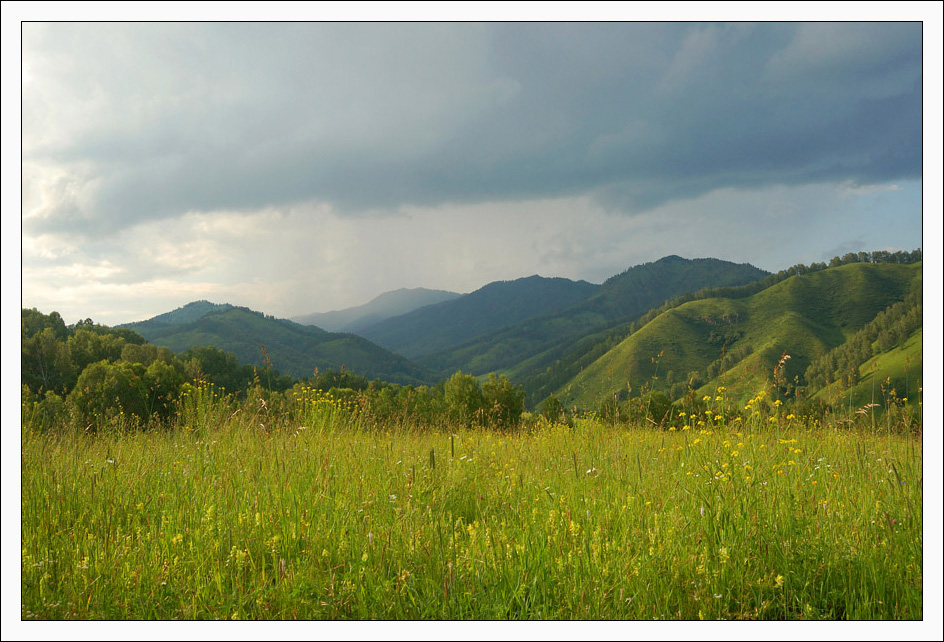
22;309;528;433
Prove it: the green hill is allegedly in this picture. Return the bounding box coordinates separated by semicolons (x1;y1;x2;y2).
419;256;769;397
559;262;922;410
121;303;432;384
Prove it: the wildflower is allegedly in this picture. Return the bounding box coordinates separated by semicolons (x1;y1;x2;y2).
775;575;785;588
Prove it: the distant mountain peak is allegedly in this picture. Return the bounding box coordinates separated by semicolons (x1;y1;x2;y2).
291;287;462;333
126;300;232;327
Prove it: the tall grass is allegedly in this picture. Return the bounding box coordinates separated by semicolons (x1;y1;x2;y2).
21;387;922;620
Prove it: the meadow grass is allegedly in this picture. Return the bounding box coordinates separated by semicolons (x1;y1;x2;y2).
21;390;922;620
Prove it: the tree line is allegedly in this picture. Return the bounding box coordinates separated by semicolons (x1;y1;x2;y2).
22;309;527;432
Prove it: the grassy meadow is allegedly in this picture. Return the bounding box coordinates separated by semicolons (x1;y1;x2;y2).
21;385;923;621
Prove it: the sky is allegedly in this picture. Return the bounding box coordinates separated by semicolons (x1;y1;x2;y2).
8;12;939;328
4;7;943;637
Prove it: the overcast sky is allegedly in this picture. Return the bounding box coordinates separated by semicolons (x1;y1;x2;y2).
9;15;940;326
4;11;944;632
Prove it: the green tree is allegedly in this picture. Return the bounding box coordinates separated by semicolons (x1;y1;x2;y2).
121;343;175;367
182;346;256;396
22;327;76;395
143;359;185;421
481;373;526;429
444;371;485;427
68;360;148;428
68;329;127;374
539;393;565;423
22;308;69;341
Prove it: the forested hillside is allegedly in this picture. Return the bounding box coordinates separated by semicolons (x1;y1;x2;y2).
420;256;769;397
120;302;432;384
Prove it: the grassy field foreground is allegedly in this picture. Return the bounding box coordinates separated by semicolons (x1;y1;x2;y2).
21;393;922;620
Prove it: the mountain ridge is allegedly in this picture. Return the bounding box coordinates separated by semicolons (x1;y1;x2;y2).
119;303;430;384
417;256;770;398
356;274;601;360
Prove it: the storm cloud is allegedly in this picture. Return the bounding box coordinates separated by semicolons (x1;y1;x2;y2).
22;22;923;237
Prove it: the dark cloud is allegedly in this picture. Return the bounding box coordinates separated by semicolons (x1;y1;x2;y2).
22;22;923;237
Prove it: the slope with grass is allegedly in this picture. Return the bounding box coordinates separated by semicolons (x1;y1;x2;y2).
121;303;432;384
559;262;922;409
813;327;923;413
22;408;922;620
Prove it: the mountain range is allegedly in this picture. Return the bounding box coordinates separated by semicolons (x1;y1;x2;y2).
117;253;922;410
414;256;770;401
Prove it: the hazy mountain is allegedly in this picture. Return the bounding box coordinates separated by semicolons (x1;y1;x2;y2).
559;261;922;410
120;302;432;384
356;275;600;359
292;287;462;332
